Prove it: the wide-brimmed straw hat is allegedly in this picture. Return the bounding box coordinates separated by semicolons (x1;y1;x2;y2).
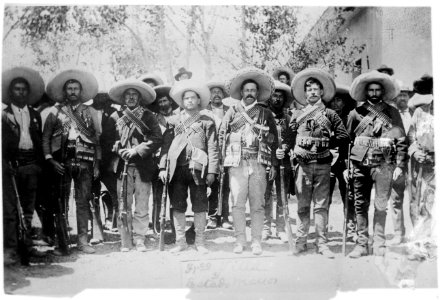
138;73;164;86
350;70;400;102
291;68;336;105
376;64;394;76
273;80;294;108
272;66;295;82
148;85;179;113
170;79;210;108
46;69;98;103
207;81;229;97
174;67;193;81
2;66;45;105
109;79;156;106
225;67;275;102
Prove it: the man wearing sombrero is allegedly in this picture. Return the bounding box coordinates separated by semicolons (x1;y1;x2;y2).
219;67;278;255
174;67;192;81
262;80;294;242
272;66;295;86
43;69;102;255
406;74;435;260
2;67;47;263
138;73;164;88
204;81;233;230
104;79;163;252
158;79;219;254
91;91;119;231
147;84;179;238
327;84;357;242
346;70;407;258
277;68;349;258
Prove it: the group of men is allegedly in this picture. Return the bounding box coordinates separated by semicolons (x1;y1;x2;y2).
2;63;435;265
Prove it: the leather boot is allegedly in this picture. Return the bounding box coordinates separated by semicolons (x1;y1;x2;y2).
170;212;188;253
194;212;209;254
77;234;95;254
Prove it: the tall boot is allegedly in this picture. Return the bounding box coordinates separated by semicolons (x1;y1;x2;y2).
170;212;188;253
194;212;209;254
315;209;334;258
77;204;95;254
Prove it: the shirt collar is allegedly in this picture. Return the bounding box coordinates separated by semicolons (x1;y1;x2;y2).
11;103;29;113
306;99;324;109
367;100;383;106
240;99;257;111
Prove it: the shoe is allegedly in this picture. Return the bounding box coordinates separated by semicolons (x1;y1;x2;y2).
52;247;69;256
90;238;103;245
29;248;47;258
278;231;288;243
348;245;368;258
251;242;263;255
4;251;20;265
206;218;217;229
373;247;386;256
120;247;130;252
293;244;307;255
221;219;233;230
135;240;147;252
104;220;113;231
388;235;405;246
262;229;271;241
77;244;95;254
196;244;209;254
170;242;188;253
233;243;244;254
317;247;335;259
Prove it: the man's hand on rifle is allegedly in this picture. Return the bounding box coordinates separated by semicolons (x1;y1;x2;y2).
93;162;100;180
206;173;215;186
343;169;350;183
413;150;427;164
276;148;286;160
119;148;138;161
49;158;65;175
268;166;277;181
8;163;17;176
158;169;168;184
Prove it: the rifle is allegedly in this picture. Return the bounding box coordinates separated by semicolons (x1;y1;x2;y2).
54;136;71;255
217;132;229;217
159;160;169;251
9;161;30;266
276;127;295;253
118;161;133;249
342;143;352;256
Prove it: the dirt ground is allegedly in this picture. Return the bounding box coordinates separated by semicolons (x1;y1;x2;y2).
3;186;438;299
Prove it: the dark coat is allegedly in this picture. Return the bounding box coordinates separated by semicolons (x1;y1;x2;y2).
2;104;43;164
104;107;163;182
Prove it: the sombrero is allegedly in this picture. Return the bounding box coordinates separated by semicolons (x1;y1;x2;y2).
170;79;210;108
349;70;400;102
46;69;98;103
291;68;336;104
376;64;394;76
2;66;45;105
148;85;179;113
207;81;229;97
174;67;193;81
272;66;295;82
225;67;275;102
108;79;156;106
273;80;294;108
336;83;350;95
138;73;164;86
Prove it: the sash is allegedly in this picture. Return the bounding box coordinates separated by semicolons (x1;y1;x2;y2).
60;105;95;138
354;102;392;136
